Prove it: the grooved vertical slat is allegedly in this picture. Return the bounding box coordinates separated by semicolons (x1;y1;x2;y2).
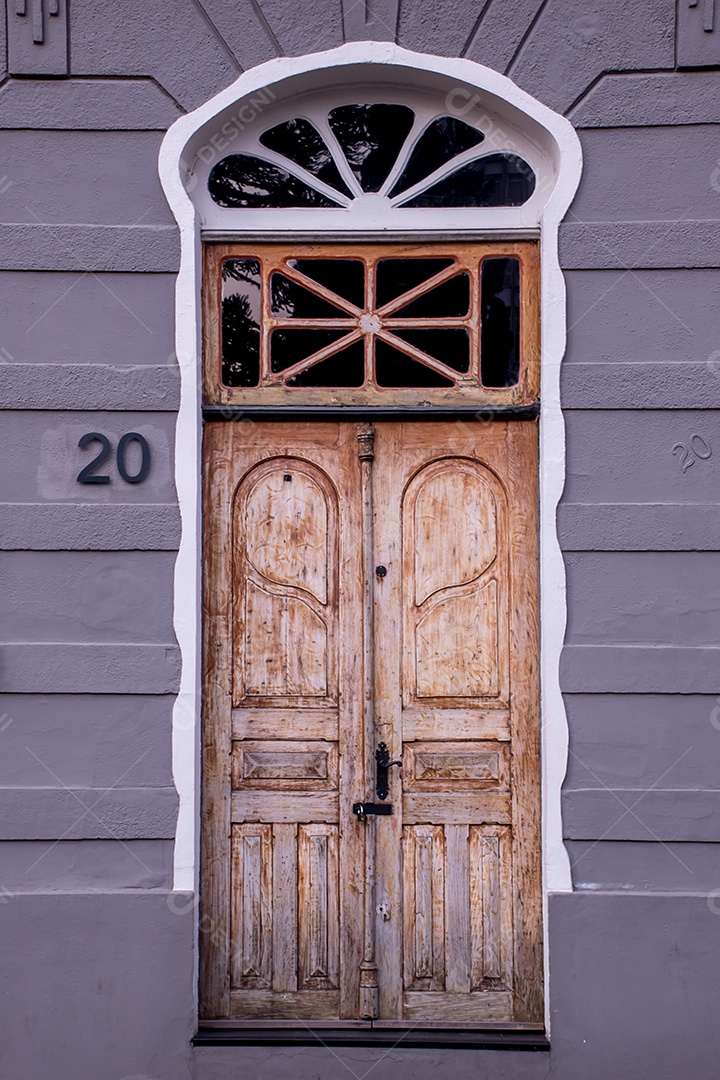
470;826;513;990
231;824;272;989
298;824;339;990
402;827;416;991
414;832;433;979
272;823;298;992
445;824;471;994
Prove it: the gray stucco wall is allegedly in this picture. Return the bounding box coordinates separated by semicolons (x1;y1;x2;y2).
1;1;719;1077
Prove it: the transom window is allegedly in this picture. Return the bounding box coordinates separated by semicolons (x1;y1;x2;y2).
203;242;539;410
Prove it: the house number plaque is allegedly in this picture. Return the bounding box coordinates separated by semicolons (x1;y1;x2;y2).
76;432;151;485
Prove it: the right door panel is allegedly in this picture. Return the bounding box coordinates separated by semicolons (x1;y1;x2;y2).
372;421;541;1024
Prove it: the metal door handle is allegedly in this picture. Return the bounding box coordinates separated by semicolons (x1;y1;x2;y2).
375;742;402;801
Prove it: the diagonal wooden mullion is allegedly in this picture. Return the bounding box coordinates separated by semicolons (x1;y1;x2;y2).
273;329;364;384
270;318;358;329
279;262;363;317
383;318;470;329
375;329;461;383
375;263;466;318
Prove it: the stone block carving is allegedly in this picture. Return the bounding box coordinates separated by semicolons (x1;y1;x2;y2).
6;0;68;75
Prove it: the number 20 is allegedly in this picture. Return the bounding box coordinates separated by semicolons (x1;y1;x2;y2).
671;433;712;473
77;432;151;485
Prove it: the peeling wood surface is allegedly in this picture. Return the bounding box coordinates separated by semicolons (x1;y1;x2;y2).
202;419;540;1023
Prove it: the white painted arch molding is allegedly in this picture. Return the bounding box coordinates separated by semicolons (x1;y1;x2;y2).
159;43;582;933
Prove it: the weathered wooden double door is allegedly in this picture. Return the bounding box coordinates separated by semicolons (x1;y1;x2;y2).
201;419;541;1025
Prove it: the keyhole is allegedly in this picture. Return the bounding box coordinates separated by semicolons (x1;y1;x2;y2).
283;474;292;482
375;565;387;578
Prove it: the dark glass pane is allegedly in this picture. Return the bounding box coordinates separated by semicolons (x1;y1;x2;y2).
328;104;415;192
270;328;350;373
388;328;469;374
399;153;536;208
287;339;365;387
389;117;484;197
374;338;454;388
481;258;520;387
376;258;454;308
208;154;339;208
271;273;349;319
393;273;470;318
288;259;365;308
259;119;353;198
222;258;261;386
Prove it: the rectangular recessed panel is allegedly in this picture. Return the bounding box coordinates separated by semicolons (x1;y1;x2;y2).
404;741;510;792
232;741;338;791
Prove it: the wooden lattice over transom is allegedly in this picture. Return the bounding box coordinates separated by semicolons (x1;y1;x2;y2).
203;242;539;409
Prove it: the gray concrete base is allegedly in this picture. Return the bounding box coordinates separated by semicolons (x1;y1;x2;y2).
2;891;719;1080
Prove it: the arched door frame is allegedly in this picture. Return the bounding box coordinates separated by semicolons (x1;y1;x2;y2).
159;41;583;1024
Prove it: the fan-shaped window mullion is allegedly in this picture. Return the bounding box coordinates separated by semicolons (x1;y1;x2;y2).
376;263;464;318
387;143;499;208
375;328;460;383
246;143;355;207
376;110;430;199
313;115;365;199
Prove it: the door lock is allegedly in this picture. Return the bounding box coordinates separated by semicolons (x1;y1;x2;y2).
353;802;393;819
375;742;402;801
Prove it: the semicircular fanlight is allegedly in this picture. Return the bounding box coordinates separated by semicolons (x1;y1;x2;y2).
207;107;536;210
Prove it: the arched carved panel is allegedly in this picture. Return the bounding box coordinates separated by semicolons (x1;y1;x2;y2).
232;457;338;706
414;468;497;605
245;470;328;603
403;457;508;707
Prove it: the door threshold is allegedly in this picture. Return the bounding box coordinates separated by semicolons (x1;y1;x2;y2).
194;1024;549;1050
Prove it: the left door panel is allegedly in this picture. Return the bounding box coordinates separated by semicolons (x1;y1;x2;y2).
201;421;365;1021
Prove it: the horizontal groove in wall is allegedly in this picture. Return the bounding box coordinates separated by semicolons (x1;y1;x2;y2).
563;789;720;842
561;363;718;409
566;840;720;893
0;504;181;550
0;224;179;272
0;787;179;840
0;365;180;410
569;72;720;128
0;838;174;890
0;643;181;693
561;645;720;693
560;220;720;269
0;78;183;130
558;504;720;551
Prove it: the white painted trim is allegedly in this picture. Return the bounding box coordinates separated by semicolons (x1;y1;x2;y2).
159;40;582;1025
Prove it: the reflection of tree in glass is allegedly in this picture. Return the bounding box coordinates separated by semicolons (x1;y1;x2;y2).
222;291;260;387
209;154;339;208
222;258;260;288
328;105;414;192
270;273;295;318
260;120;353;198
